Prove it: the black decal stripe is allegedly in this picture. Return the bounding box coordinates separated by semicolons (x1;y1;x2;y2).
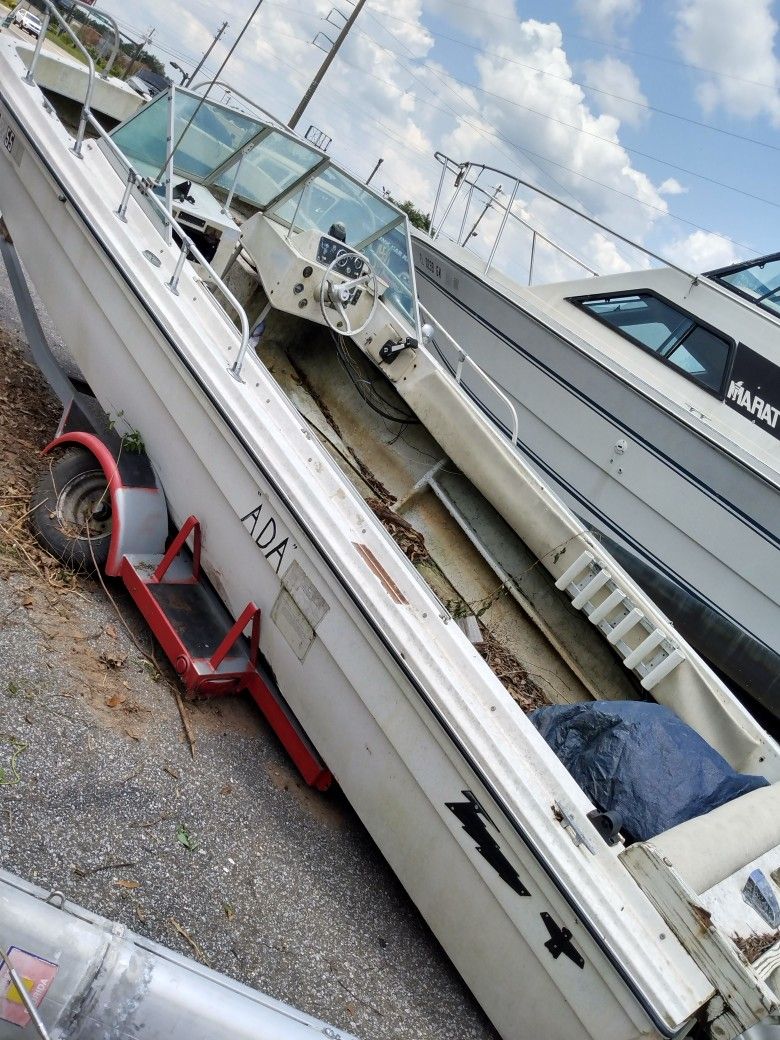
541;912;585;970
3;98;679;1037
415;261;780;546
447;791;530;898
726;344;780;442
428;338;776;661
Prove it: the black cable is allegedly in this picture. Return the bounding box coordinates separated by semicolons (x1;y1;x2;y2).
332;333;420;425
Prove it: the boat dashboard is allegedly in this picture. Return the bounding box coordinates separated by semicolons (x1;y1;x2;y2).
239;218;413;352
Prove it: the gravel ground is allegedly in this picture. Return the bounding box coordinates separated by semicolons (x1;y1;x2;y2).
0;270;498;1039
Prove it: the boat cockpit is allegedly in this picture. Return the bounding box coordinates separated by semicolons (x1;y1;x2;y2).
108;86;421;352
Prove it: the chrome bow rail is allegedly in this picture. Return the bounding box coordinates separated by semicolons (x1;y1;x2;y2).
428;151;697;284
10;0;250;369
4;0;120;84
428;152;780;332
430;153;598;285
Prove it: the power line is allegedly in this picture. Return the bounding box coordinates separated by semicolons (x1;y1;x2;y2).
108;6;762;255
357;16;760;254
361;12;599;221
261;18;760;254
420;0;780;91
365;9;780;155
433;72;780;210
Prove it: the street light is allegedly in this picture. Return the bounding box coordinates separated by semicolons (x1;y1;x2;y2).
169;61;188;85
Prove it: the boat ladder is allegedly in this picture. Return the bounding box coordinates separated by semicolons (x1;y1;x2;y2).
554;551;685;691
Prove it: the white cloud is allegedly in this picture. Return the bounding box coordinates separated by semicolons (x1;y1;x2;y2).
95;0;684;281
588;232;635;274
575;0;641;38
673;0;780;125
580;56;649;127
663;229;739;272
462;19;667;239
659;177;687;195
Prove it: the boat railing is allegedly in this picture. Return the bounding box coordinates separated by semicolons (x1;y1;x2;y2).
429;153;780;334
15;0;251;371
431;155;597;285
418;302;520;444
429;151;697;283
6;0;121;83
87;107;250;365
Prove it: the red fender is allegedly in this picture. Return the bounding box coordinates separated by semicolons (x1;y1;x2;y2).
42;431;166;575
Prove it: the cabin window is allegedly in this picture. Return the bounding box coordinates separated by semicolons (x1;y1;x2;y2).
573;292;732;394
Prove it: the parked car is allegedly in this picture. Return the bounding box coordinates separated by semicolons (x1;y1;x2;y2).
13;9;44;37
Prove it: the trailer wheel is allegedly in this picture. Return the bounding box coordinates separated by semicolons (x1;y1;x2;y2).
30;448;112;572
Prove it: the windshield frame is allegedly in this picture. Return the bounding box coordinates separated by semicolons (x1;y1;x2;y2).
110;87;423;336
706;251;780;319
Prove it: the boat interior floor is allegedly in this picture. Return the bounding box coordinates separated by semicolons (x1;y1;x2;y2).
253;302;639;713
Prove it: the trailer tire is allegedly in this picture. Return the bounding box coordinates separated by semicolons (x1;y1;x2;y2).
30;447;112;573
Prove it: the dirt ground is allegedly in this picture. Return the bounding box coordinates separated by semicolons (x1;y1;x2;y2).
0;309;497;1040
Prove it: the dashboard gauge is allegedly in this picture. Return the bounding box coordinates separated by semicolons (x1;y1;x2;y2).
316;237;365;279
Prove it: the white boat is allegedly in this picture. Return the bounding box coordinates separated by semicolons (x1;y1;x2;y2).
412;154;780;714
3;8;780;1039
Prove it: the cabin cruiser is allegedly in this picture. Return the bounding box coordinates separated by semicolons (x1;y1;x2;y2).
412;154;780;716
3;7;780;1039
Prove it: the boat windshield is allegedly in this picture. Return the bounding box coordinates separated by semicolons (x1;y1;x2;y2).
110;87;417;325
267;168;414;322
708;253;780;318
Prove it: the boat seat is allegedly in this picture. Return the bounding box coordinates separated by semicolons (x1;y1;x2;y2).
644;782;780;895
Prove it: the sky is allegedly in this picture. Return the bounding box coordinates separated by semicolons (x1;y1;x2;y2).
94;0;780;281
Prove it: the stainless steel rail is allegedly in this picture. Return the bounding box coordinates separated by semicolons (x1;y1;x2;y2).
428;152;780;332
85;110;251;365
431;160;596;284
69;0;121;80
429;151;696;282
12;0;251;371
419;302;519;443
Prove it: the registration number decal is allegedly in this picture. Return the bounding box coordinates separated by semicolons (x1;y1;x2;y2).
0;106;23;166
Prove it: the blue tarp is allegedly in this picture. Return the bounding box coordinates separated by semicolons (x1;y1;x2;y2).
530;701;768;841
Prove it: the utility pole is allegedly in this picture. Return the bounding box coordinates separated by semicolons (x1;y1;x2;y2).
288;0;368;130
462;183;503;246
121;27;155;81
366;157;383;185
185;20;228;87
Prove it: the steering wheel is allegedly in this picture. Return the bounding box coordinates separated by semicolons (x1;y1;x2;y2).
319;250;379;337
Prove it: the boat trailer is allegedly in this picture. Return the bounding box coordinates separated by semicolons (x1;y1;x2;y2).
0;220;331;792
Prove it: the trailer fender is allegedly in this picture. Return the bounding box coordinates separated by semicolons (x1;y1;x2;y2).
42;429;168;576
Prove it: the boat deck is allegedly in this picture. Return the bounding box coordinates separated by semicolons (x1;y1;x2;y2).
250;296;637;712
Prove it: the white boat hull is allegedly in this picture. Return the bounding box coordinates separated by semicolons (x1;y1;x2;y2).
1;42;776;1040
412;234;780;711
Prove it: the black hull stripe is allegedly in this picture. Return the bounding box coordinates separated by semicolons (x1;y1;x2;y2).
1;92;682;1036
415;262;780;552
428;338;774;660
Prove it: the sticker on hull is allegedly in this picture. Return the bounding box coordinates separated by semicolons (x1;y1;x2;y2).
0;948;58;1027
240;498;290;573
726;343;780;441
